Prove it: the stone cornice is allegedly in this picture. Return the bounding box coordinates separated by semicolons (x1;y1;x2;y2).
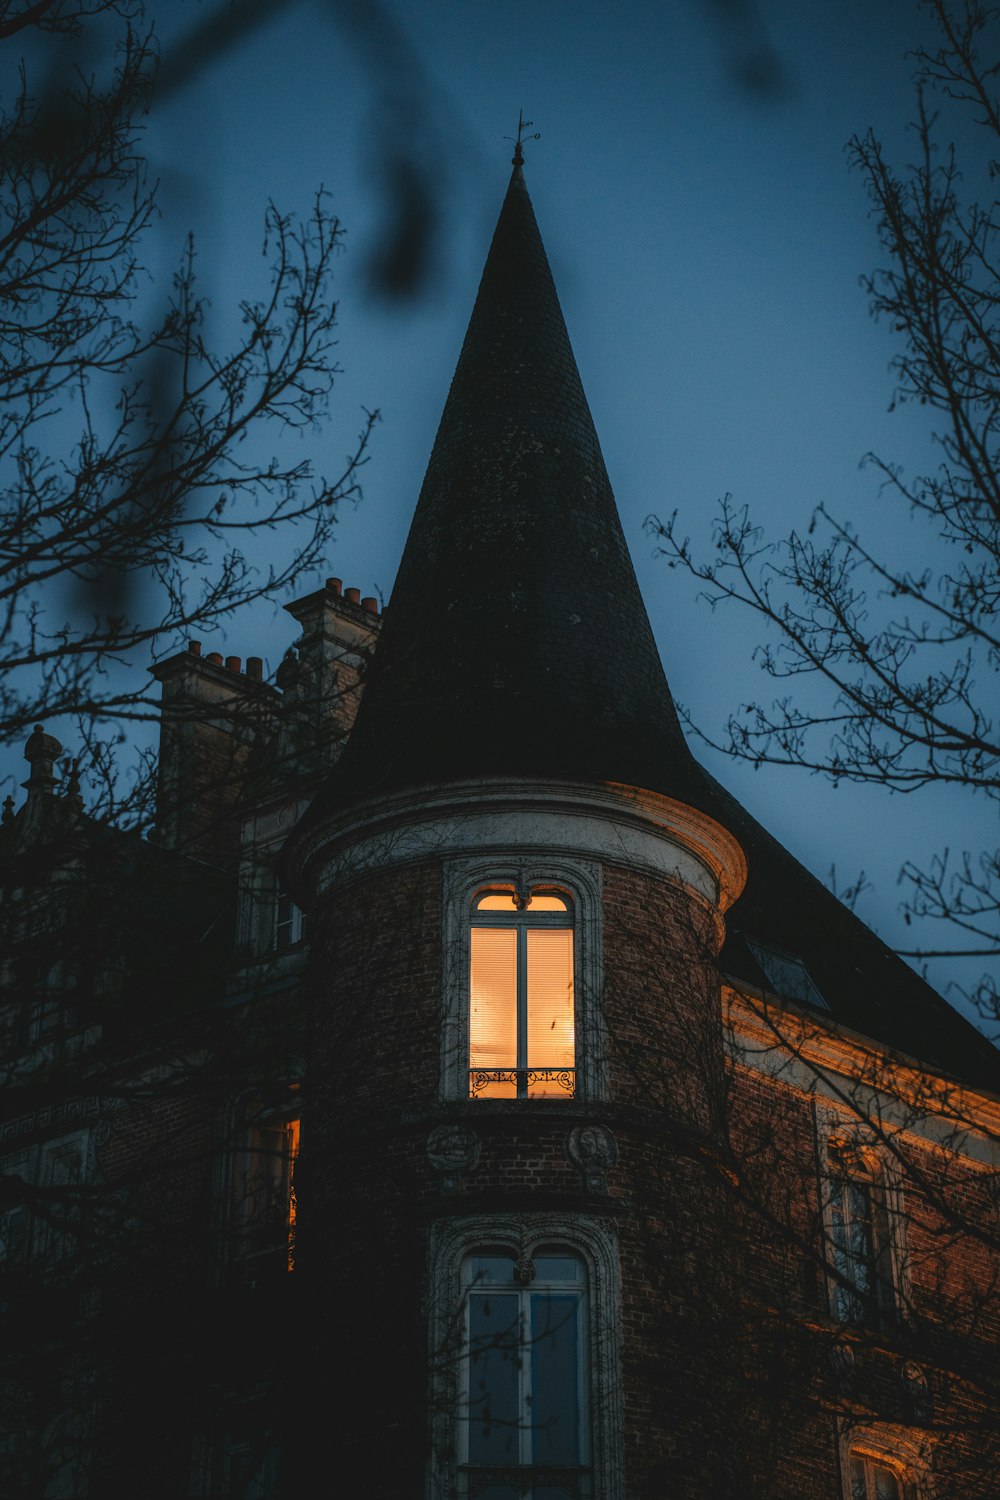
725;984;1000;1160
286;776;747;915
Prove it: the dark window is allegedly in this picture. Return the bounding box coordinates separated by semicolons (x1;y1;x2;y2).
461;1247;590;1498
748;938;829;1011
828;1143;893;1325
848;1452;910;1500
272;882;306;951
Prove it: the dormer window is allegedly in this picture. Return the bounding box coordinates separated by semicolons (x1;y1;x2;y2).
469;887;575;1099
747;937;829;1011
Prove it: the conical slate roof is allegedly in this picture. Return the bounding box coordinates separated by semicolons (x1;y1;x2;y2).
307;164;707;814
291;164;997;1091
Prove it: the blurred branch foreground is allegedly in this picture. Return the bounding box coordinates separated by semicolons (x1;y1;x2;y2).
0;0;376;779
0;5;999;1500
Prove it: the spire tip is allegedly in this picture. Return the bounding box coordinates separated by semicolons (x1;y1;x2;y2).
507;109;540;169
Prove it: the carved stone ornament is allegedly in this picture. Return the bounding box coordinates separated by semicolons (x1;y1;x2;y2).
427;1124;480;1191
566;1123;619;1192
828;1339;856;1392
514;1255;536;1285
900;1360;932;1421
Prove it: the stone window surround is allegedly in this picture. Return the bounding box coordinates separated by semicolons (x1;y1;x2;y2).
441;853;605;1104
425;1212;623;1500
839;1421;931;1500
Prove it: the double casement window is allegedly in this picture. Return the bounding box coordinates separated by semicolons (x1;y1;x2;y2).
461;1246;590;1497
840;1430;925;1500
826;1140;895;1326
428;1216;622;1500
848;1452;913;1500
469;888;575;1100
440;858;602;1104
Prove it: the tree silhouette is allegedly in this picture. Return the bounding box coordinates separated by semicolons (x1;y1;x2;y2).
651;0;1000;1027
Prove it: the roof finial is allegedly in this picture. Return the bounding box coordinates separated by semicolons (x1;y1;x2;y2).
506;109;540;168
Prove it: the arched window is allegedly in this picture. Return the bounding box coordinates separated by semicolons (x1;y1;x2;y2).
843;1438;922;1500
460;1245;590;1498
469;887;575;1099
848;1453;910;1499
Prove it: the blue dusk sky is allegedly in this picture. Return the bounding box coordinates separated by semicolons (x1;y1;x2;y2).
8;1;994;1024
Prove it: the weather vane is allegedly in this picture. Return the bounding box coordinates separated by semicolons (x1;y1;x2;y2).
506;109;540;167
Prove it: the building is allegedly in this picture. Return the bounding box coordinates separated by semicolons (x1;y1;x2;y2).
1;156;999;1500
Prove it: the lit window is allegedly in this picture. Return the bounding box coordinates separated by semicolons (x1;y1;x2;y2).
272;880;306;951
848;1451;915;1500
460;1246;590;1498
231;1116;299;1281
469;887;575;1099
827;1142;893;1326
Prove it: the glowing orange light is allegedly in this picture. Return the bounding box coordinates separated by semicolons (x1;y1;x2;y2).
286;1117;300;1272
469;899;574;1099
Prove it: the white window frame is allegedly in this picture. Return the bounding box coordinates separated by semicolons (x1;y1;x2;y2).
440;855;604;1103
426;1214;623;1500
816;1106;909;1328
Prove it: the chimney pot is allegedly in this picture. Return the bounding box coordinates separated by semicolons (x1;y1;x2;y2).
362;596;379;615
326;577;342;595
246;656;263;681
225;655;241;673
188;641;202;656
345;586;361;605
206;652;223;666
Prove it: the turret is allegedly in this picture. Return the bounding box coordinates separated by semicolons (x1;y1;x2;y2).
285;160;748;1499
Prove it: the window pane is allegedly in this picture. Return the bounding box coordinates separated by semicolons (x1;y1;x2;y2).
530;1292;581;1464
872;1463;902;1500
475;892;518;910
471;928;518;1095
526;928;574;1090
467;1253;516;1285
849;1456;868;1500
468;1293;521;1464
525;893;568;911
533;1253;582;1283
830;1177;874;1323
